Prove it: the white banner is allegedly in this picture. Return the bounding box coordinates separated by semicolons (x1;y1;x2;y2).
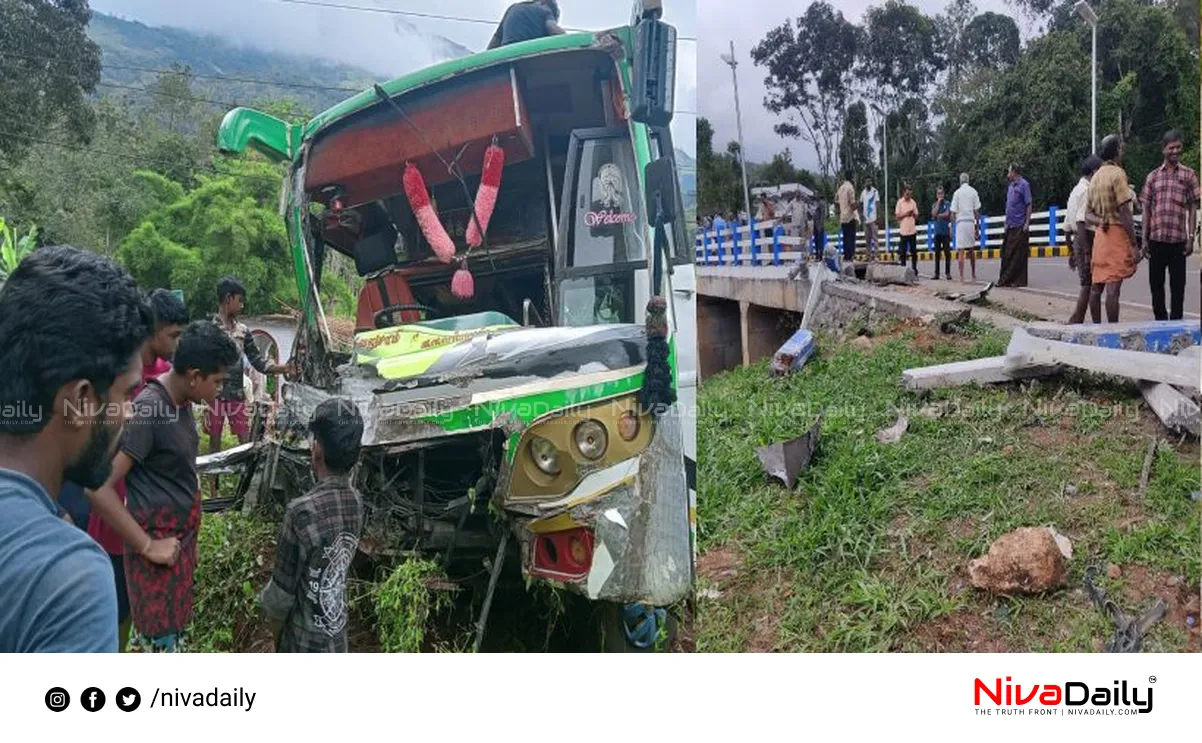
1;652;1197;740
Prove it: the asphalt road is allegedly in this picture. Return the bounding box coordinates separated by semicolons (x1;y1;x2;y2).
908;255;1201;318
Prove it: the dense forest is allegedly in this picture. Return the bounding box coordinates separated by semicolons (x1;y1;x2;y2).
700;0;1200;219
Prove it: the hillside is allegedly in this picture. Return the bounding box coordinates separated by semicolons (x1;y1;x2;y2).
87;12;695;208
88;12;463;118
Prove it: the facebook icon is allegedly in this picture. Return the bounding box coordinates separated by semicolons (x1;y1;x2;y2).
81;687;106;712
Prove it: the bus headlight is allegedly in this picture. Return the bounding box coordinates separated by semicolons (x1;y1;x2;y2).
573;420;608;461
530;436;562;476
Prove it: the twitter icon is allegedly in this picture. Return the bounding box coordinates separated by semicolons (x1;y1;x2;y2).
116;687;141;712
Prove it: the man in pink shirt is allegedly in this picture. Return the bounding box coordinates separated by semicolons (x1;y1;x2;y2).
86;289;188;650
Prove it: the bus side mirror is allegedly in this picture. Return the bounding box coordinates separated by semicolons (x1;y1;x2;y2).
645;157;678;223
631;19;676;128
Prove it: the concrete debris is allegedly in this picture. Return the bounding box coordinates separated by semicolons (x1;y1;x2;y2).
901;355;1058;391
919;308;971;333
755;416;822;489
935;281;993;305
969;526;1070;595
698;587;722;600
1005;328;1200;390
851;335;872;350
1063;483;1078;497
771;328;815;375
864;263;918;286
1024;320;1201;353
799;264;833;331
876;415;908;444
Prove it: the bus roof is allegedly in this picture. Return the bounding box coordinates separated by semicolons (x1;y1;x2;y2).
307;30;618;138
218;28;632;162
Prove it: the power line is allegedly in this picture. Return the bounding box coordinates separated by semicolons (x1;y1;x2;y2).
3;49;695;115
256;0;696;40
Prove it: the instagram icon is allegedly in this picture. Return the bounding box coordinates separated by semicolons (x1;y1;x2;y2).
44;687;70;712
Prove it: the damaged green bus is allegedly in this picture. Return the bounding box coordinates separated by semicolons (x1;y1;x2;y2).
215;0;696;650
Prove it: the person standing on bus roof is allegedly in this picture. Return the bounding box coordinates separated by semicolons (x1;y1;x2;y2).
488;1;565;49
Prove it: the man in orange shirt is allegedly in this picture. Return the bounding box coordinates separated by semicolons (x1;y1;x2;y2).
894;184;919;272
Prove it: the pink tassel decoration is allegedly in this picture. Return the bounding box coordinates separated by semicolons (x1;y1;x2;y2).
466;143;506;248
451;259;475;300
403;162;456;263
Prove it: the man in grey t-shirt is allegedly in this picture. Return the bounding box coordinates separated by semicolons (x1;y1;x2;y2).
487;0;565;49
0;247;152;652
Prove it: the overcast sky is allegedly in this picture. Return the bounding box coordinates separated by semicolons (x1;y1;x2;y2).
697;0;1034;168
89;0;698;154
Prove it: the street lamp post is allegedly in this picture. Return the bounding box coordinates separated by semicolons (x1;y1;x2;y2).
870;103;889;245
1075;1;1098;151
720;41;752;223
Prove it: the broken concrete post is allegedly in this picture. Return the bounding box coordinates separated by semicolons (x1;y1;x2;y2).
1139;382;1201;437
864;263;917;286
1005;328;1200;390
799;264;831;331
969;526;1071;595
771;328;815;375
1023;320;1202;353
876;415;908;444
755;416;821;489
901;356;1058;392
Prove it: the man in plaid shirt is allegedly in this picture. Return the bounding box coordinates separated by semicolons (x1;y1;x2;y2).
1140;130;1199;321
261;398;364;652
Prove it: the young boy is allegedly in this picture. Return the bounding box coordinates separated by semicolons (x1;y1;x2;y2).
85;288;189;650
0;246;153;653
92;321;239;652
261;398;365;652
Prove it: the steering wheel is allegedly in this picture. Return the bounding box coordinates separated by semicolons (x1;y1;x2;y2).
373;303;440;329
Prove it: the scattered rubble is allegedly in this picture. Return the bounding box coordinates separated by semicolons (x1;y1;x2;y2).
755;416;822;489
935;281;993;305
919;308;971;333
851;335;872;350
968;526;1071;595
876;415;908;444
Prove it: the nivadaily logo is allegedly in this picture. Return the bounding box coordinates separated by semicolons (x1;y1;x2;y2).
974;676;1154;716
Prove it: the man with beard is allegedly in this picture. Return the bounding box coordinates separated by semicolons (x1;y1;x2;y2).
0;246;153;652
92;321;239;652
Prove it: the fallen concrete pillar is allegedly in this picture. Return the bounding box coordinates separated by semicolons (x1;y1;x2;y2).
772;328;815;375
1005;328;1200;390
864;263;917;286
1140;382;1201;437
902;356;1057;391
799;264;831;331
1024;320;1202;353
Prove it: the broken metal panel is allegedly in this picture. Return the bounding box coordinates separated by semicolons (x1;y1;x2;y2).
755;416;821;489
195;442;262;475
514;406;690;606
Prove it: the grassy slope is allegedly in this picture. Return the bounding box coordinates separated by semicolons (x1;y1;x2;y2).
697;320;1200;652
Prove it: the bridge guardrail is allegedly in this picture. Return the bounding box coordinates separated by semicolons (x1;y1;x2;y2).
694;208;1143;266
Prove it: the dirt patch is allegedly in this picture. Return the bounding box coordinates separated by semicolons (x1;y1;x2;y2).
697;546;743;586
1117;565;1200;652
904;610;1014;652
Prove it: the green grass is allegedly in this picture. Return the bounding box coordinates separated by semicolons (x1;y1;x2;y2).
697;320;1200;652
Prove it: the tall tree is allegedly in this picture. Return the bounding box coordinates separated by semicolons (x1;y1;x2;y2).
841;102;875;180
859;1;944;115
962;12;1022;72
696;117;741;217
0;0;101;163
750;1;859;179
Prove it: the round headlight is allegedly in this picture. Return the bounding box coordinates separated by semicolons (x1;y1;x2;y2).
573;419;608;461
617;411;640;441
529;436;562;476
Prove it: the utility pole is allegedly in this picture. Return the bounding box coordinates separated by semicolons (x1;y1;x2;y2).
721;41;752;222
1075;1;1099;151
